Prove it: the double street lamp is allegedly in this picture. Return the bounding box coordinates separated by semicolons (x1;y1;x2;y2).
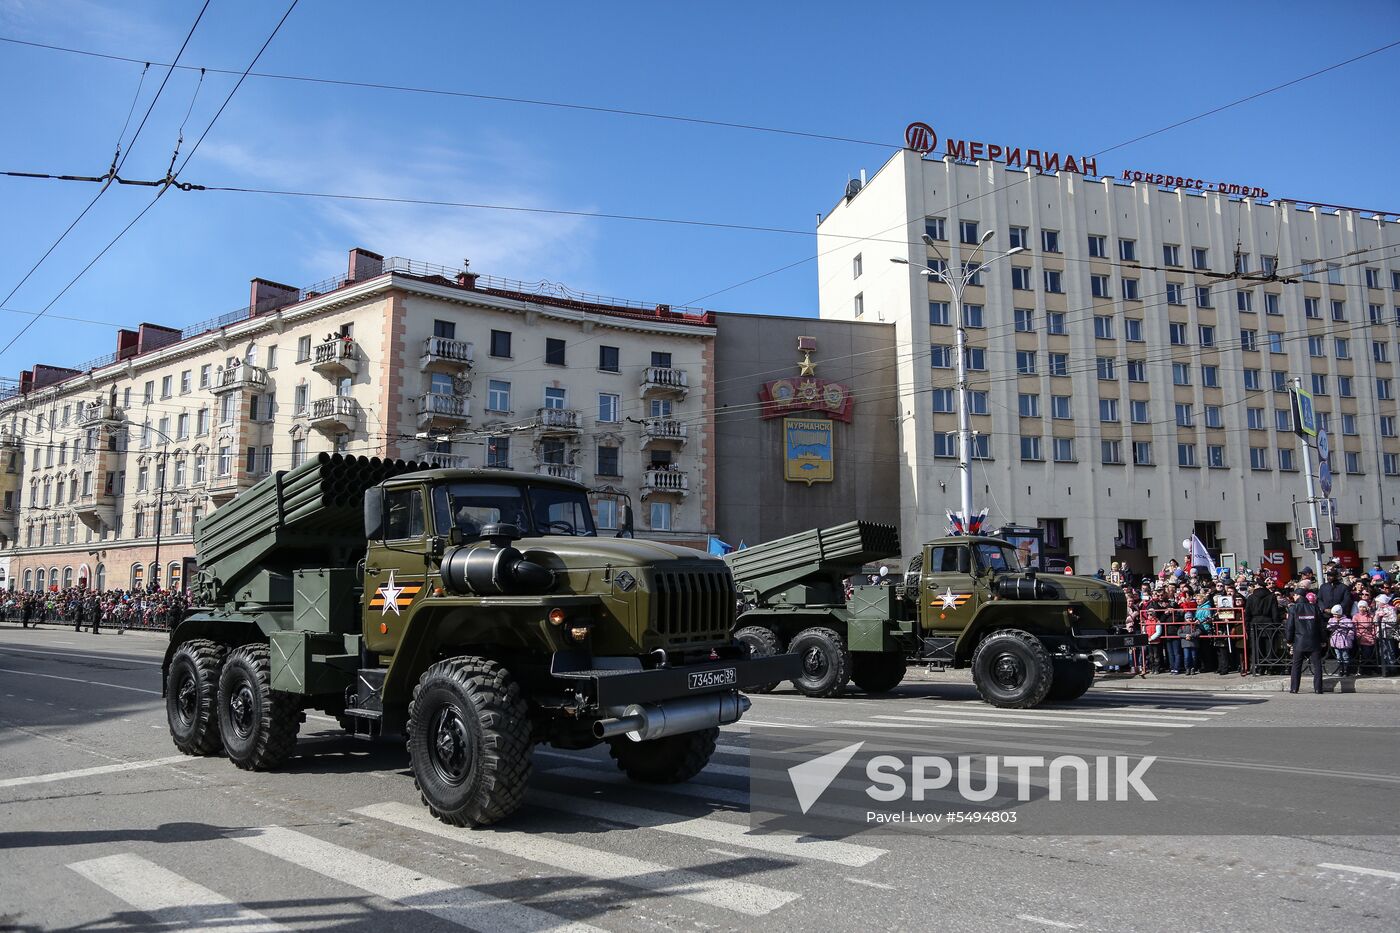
893;232;1026;523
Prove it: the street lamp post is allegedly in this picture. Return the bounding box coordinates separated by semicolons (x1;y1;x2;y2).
130;423;178;592
893;233;1026;525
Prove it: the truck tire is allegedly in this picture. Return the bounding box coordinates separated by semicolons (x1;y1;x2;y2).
788;626;851;698
218;644;301;771
734;626;782;693
1044;658;1095;702
851;652;907;694
609;727;718;783
971;629;1054;708
407;657;533;827
167;639;226;756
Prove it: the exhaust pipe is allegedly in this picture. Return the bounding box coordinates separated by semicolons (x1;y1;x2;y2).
593;692;751;742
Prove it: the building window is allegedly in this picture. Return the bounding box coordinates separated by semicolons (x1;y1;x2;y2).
489;329;512;358
1371;304;1385;324
1204;405;1223;428
1122;278;1140;300
1386;454;1400;476
1101;440;1123;465
1087;235;1106;258
1250;447;1269;470
288;439;305;468
1020;436;1043;462
1202;365;1220;388
1046;312;1066;335
161;375;172;399
1178;443;1197;467
1099;398;1119;423
1162;244;1181;267
1018;393;1040;418
1305;297;1321;319
925;217;946;241
1237;290;1253;313
1279;448;1296;471
543;386;567;409
1130;399;1149;423
1008;226;1028;249
545;337;566;366
487;436;510;469
959;220;979;245
932;389;954;413
1044;270;1063;293
598;345;620;372
217;446;231;476
1169;323;1187;345
1011;267;1032;291
487;380;511;412
1041;230;1060;253
650;501;673;532
1199;325;1215;347
1051;396;1071;420
1311;373;1328;396
1119;239;1137;262
1133;441;1153;466
931;345;953;369
929;301;950;325
852;253;863;279
1096;357;1116;381
1342;413;1358;436
1332;300;1346;322
1125;319;1143;342
1269;332;1285;354
1014;308;1034;332
1275;408;1292;432
1240;329;1257;351
1052;438;1074;463
1175;403;1194;427
1345;451;1362;475
1328;263;1342;285
1379;378;1394;400
933;433;957;458
1016;351;1037;375
1091;274;1111;299
964;347;986;371
598;393;620;423
1207;445;1226;468
1265;293;1280;315
1195;286;1212;308
964;304;984;328
1381;415;1396;438
1093;315;1113;339
853;293;864;317
1048;353;1069;377
596;445;620;477
1192;247;1209;270
1166;283;1184;305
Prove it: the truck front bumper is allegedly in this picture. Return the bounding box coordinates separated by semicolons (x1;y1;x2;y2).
551;652;801;708
1064;628;1147;661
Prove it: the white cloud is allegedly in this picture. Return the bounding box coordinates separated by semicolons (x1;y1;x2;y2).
198;124;597;284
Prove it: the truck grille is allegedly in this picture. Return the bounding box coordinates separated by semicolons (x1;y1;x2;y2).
1108;588;1127;622
652;564;736;644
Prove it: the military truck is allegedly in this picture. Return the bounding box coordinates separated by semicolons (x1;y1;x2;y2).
162;453;797;825
726;521;1139;708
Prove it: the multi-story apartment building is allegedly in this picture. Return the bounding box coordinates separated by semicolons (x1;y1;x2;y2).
0;248;716;592
818;149;1400;575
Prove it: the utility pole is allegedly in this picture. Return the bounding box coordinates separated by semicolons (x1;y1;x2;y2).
1290;378;1324;577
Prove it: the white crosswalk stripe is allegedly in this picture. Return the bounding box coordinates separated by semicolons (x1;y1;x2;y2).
528;790;886;867
233;825;607;933
68;854;292;932
891;707;1208;728
356;802;797;916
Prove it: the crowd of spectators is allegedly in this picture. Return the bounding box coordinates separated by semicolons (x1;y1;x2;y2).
2;587;192;633
1116;557;1400;679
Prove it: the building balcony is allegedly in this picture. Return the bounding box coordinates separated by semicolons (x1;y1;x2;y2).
641;366;689;398
422;451;471;470
303;396;360;434
207;472;256;506
311;338;360;377
641;467;690;498
0;430;19;450
73;492;117;532
535;407;582;436
642;418;689;446
421;336;475;371
535;462;582;483
0;503;16;540
210;363;269;394
79;400;123;426
417;392;470;430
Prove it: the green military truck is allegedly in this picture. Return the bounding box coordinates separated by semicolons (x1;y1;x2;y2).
162;453;797;825
726;521;1138;708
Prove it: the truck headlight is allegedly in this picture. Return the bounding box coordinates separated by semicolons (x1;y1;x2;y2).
564;622;592;644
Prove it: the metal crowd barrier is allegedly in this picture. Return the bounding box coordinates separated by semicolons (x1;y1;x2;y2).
1;606;182;632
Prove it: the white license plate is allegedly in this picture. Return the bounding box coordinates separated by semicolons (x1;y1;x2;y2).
688;668;736;690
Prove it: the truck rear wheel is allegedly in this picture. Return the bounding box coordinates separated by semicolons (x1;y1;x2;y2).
1044;658;1095;702
851;652;907;694
609;727;718;783
734;626;782;693
218;644;301;770
971;629;1054;708
788;626;851;698
407;657;533;827
167;639;226;756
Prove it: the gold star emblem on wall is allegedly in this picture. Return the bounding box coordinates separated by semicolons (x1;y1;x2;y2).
798;350;816;376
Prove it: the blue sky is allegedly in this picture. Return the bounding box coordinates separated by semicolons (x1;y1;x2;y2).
1;0;1398;375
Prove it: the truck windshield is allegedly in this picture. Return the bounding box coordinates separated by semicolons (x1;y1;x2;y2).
975;543;1025;573
430;482;597;538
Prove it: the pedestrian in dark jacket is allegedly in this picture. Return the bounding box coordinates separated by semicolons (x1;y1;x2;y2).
1286;591;1327;694
1318;570;1354;619
1244;582;1281;674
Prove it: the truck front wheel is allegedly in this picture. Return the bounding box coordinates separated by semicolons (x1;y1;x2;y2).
218;644;302;770
734;626;782;693
971;629;1054;708
788;626;852;698
167;639;226;756
851;652;907;694
407;657;533;827
609;727;718;783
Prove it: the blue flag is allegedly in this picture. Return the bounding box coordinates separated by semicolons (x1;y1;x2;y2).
708;535;736;556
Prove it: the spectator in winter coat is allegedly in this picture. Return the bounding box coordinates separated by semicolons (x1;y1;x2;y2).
1328;605;1356;676
1286;591;1327;694
1318;570;1354;619
1353;601;1377;673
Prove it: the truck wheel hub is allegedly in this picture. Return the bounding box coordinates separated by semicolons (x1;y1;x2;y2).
430;708;472;785
229;684;255;737
992;654;1024;688
801;646;828;677
175;676;197;725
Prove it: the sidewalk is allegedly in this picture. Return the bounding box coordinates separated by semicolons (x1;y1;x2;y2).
906;665;1400;694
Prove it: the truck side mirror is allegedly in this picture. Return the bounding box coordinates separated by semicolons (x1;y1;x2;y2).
617;503;634;538
363;487;385;540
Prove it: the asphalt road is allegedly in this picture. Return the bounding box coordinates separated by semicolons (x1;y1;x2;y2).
2;624;1399;933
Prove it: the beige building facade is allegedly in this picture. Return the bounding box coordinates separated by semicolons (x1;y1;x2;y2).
818;149;1400;575
0;249;716;592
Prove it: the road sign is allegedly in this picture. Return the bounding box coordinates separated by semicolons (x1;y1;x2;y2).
1302;527;1320;550
1319;460;1333;496
1291;386;1317;438
1318;428;1330;462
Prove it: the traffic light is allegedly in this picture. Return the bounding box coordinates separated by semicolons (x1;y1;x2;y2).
1302;527;1320;550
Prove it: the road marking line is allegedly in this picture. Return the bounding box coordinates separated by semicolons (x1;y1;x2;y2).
896;709;1196;728
68;853;292;932
846;877;897;891
734;719;812;729
1017;914;1080;929
923;703;1216;722
0;755;187;788
543;766;750;807
1318;862;1400;880
876;715;1066;729
0;645;163;665
235;825;607;933
356;802;797;916
529;790;885;867
0;667;159;695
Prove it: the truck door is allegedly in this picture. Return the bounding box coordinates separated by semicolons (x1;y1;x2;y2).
922;543;982;634
364;486;428;653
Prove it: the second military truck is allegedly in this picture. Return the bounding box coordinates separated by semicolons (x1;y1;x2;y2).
726;521;1139;708
163;453;797;825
